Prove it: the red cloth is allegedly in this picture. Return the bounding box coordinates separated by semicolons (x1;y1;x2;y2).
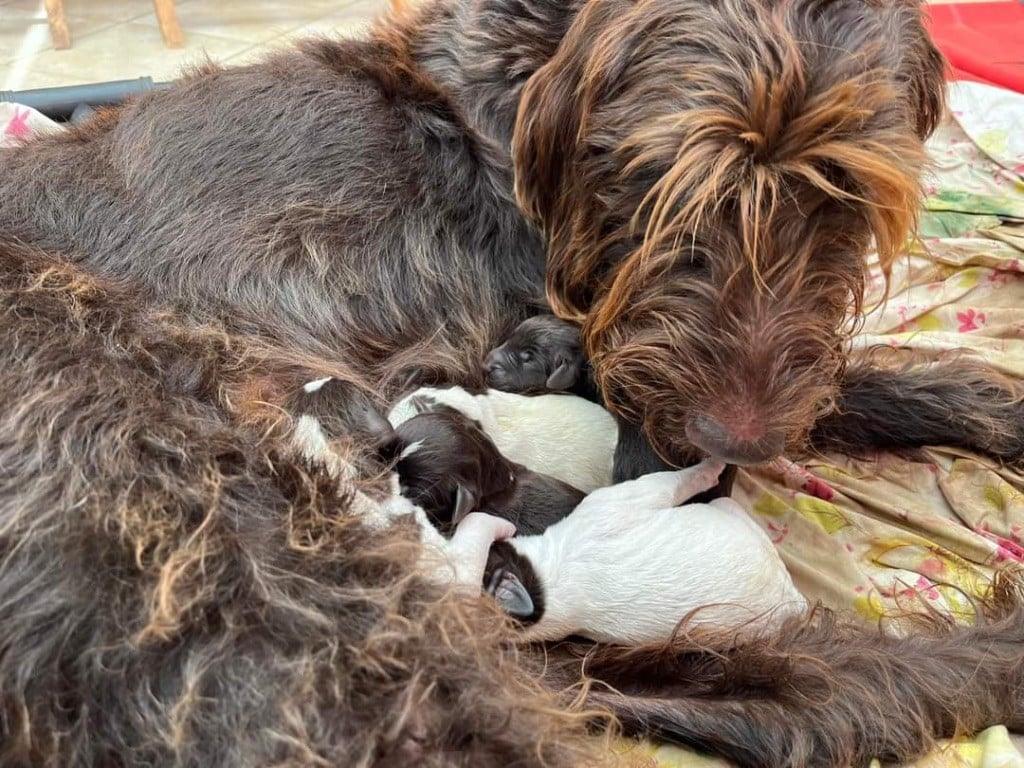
924;2;1024;93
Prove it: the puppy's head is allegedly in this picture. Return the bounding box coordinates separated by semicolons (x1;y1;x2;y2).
483;315;586;393
388;405;517;533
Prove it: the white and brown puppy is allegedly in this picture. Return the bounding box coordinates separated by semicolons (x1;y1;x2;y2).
284;377;519;591
388;386;617;493
484;460;806;645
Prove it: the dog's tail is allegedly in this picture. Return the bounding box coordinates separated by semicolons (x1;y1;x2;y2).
810;357;1024;467
547;571;1024;768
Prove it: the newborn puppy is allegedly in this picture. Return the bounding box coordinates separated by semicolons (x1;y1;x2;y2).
483;316;737;497
387;405;585;535
284;377;517;591
388;387;617;493
483;460;806;645
483;315;599;401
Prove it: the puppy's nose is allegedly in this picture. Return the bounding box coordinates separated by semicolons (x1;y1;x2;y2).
482;350;500;373
684;413;784;466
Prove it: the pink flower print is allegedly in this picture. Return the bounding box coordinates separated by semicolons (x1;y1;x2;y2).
801;476;835;502
766;521;788;545
919;558;945;579
994;536;1024;563
987;270;1013;287
956;308;986;332
913;575;940;601
975;523;1024;563
3;107;32;140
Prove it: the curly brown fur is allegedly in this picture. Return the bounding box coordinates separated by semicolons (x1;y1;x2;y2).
811;354;1024;460
513;0;960;467
545;571;1024;768
0;240;607;767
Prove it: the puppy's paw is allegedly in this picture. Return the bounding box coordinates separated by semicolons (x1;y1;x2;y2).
680;459;727;498
453;512;516;545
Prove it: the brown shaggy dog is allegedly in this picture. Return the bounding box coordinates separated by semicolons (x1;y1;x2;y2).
2;0;1024;765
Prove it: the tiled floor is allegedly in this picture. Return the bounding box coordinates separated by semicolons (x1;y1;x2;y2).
0;0;386;92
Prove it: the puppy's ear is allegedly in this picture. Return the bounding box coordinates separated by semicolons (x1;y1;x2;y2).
354;401;398;446
545;360;578;391
488;570;535;619
452;484;479;525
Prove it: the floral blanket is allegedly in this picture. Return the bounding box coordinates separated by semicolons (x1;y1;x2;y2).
3;79;1024;767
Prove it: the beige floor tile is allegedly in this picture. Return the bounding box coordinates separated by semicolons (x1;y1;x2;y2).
133;0;362;44
9;20;252;85
271;8;379;44
2;66;94;90
0;3;121;65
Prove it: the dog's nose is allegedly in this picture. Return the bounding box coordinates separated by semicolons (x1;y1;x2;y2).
684;413;784;465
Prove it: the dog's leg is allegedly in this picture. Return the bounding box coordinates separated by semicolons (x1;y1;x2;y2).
810;360;1024;465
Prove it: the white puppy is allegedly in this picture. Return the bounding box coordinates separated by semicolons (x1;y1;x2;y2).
388;386;617;493
486;460;806;645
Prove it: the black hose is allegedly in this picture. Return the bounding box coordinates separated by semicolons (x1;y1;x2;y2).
0;77;171;121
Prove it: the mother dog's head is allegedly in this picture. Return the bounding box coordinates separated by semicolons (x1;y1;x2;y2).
513;0;944;466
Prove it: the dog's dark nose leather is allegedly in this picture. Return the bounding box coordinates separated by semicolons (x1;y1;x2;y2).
685;414;785;466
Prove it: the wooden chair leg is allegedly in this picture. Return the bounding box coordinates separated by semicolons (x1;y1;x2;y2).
152;0;185;48
44;0;71;50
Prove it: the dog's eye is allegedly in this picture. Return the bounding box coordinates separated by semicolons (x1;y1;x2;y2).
518;349;533;363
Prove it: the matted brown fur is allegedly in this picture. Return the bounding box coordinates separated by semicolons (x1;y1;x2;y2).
0;238;612;767
546;570;1024;768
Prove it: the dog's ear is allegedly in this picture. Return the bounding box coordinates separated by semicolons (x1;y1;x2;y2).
452;483;479;525
488;570;535;619
512;0;631;229
877;0;947;141
545;360;578;391
512;0;632;320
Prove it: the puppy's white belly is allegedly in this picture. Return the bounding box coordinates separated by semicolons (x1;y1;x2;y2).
515;499;806;645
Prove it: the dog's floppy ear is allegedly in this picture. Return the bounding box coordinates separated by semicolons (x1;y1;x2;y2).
487;570;535;619
545;360;578;391
512;0;632;319
452;483;479;525
889;0;947;141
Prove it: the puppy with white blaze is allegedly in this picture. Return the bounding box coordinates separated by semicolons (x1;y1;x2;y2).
485;460;807;645
388;386;618;493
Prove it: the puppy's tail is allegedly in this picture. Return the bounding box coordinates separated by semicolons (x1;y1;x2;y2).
811;357;1024;467
547;570;1024;768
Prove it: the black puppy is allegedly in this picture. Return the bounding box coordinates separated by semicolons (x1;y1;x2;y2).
484;316;737;497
